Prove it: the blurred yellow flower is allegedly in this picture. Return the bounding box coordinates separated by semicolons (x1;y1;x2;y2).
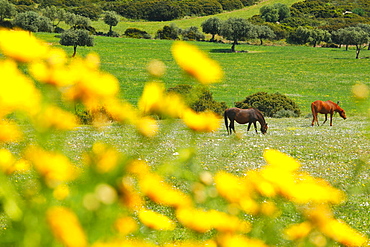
0;29;49;63
263;149;300;172
0;59;41;117
84;142;120;173
171;42;223;84
138;209;176;230
214;171;251;203
284;221;312;240
0;120;23;143
182;109;220;132
0;148;16;174
115;216;138;235
63;58;119;109
138;81;165;115
53;184;70;200
33;105;77;131
119;176;144;211
135;116;159;137
305;205;368;247
217;233;268;247
25;146;78;187
139;173;192;208
47;206;87;247
352;83;369;99
147;59;166;77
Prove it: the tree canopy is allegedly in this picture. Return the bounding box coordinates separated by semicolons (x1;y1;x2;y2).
220;17;256;52
59;29;94;57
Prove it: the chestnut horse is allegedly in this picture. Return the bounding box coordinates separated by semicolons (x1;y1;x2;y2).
224;107;268;135
311;100;347;126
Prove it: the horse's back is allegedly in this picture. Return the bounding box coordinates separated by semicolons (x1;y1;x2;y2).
312;100;337;114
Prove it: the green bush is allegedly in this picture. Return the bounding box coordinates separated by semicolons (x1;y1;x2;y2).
124;28;151;39
235;92;300;117
155;25;180;40
167;84;227;116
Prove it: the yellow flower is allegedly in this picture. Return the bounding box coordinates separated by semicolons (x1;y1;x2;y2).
182;109;220;132
284;221;313;240
171;41;223;84
147;59;166;77
0;120;23;143
0;29;49;63
135;116;159;137
176;207;212;232
305;205;368;246
214;171;252;203
119;176;144;211
53;184;70;200
62;58;119;109
217;233;268;247
33;105;77;131
114;216;138;235
84;142;120;173
47;206;87;247
138;209;176;230
352;83;369;99
138;81;165;115
0;59;41;117
0;148;16;174
25;146;78;187
139;173;192;208
263;149;300;172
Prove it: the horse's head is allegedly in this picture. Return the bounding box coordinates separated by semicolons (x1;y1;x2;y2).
339;110;347;120
261;123;268;134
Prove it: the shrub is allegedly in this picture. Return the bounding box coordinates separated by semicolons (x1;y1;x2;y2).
181;26;205;41
167;84;227;116
235;92;300;117
155;24;180;40
124;28;151;39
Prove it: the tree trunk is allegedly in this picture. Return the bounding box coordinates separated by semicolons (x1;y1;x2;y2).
231;40;237;52
72;45;77;57
356;45;360;59
109;25;112;35
260;38;263;45
211;34;215;42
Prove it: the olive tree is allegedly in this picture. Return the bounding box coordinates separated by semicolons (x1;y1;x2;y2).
357;23;370;50
103;11;119;36
41;6;66;30
59;29;94;57
220;17;256;52
335;27;369;59
201;17;222;42
13;11;52;33
255;25;275;45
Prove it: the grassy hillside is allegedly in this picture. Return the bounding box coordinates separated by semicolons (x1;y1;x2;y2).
91;0;301;35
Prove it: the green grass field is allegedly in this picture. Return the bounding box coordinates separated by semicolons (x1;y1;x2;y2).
29;31;370;242
37;33;370;116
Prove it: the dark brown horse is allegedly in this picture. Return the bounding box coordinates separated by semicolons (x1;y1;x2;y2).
311;100;347;126
224;107;268;135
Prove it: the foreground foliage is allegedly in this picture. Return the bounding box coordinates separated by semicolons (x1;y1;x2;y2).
0;28;369;247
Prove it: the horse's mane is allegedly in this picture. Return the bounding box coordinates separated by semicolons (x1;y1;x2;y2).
251;108;266;123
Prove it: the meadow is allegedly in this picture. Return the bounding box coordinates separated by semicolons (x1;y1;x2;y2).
0;26;369;246
30;32;370;242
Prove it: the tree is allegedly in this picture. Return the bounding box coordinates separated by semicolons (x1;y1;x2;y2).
155;24;179;40
0;0;16;22
13;11;52;33
287;27;330;47
103;11;119;36
41;6;66;30
201;17;222;42
220;17;256;52
65;12;90;30
335;27;369;59
255;25;275;45
260;3;290;22
59;29;94;57
357;23;370;50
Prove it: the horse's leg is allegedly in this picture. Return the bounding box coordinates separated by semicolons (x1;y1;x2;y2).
230;120;235;134
329;113;333;126
322;114;328;125
253;122;258;133
247;122;252;132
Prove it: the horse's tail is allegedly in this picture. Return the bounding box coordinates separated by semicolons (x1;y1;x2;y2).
224;109;229;134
